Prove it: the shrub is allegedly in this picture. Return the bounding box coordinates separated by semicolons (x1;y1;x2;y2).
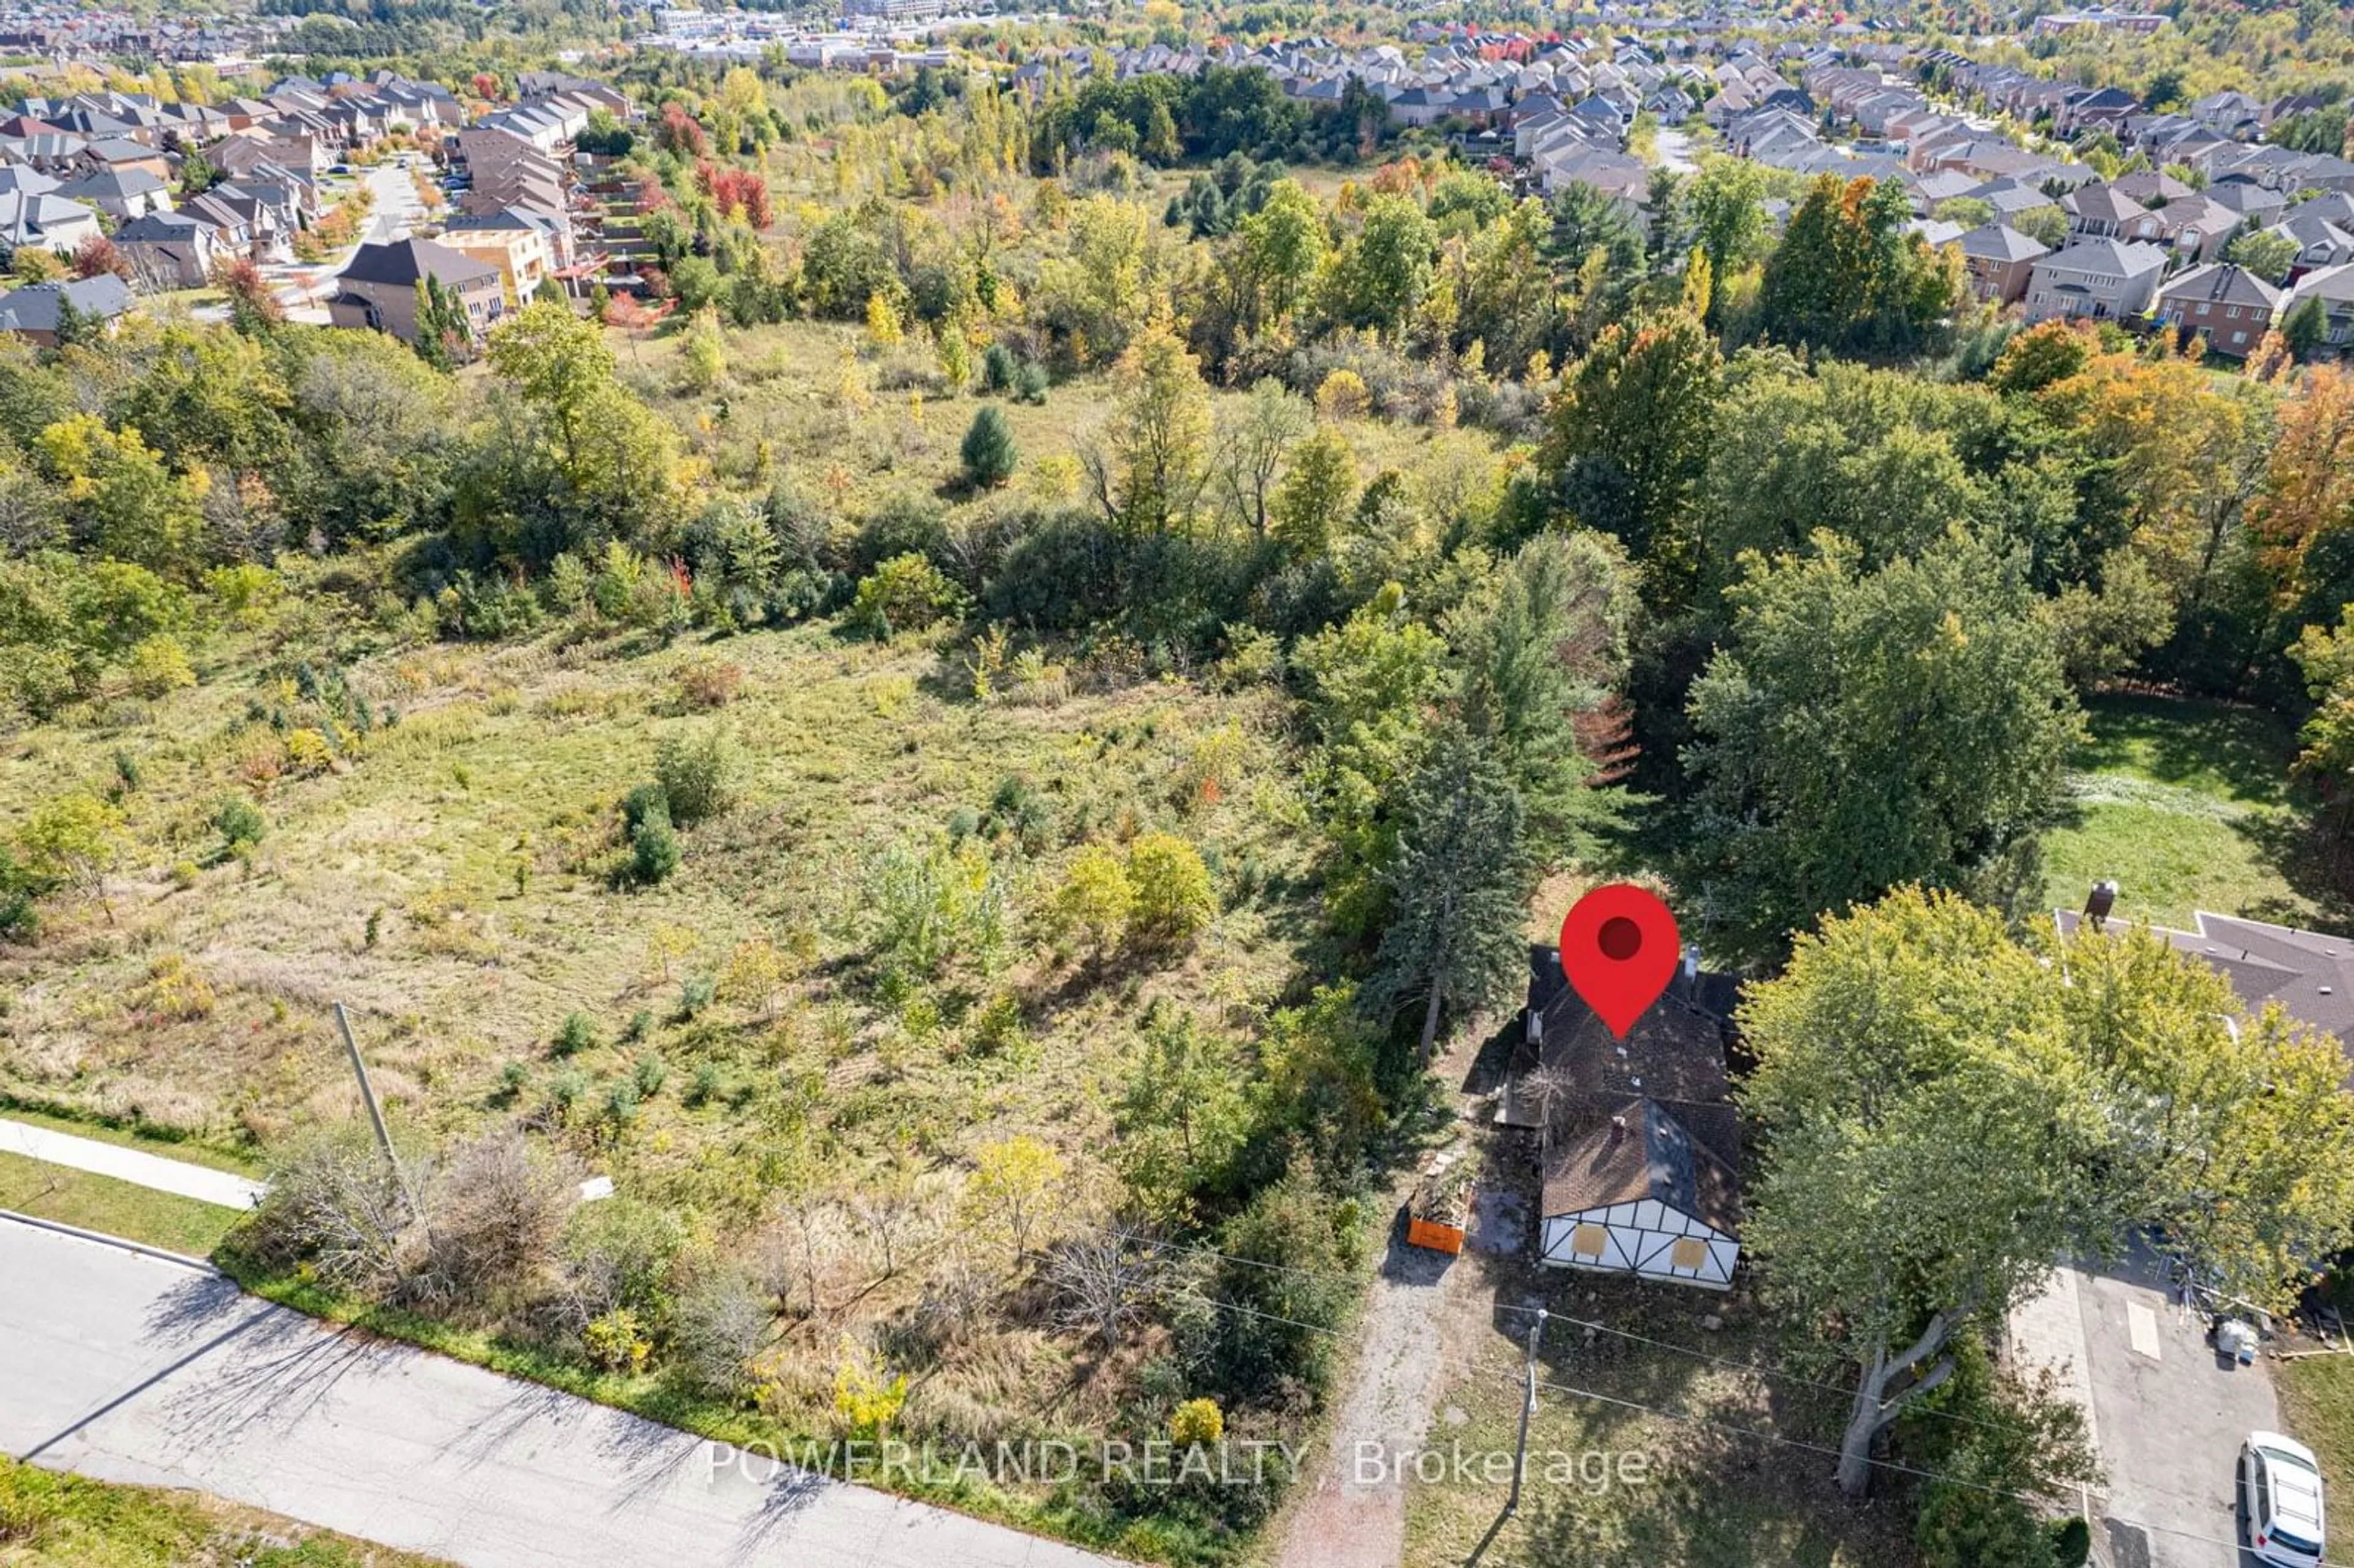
654;726;740;826
677;972;717;1019
1170;1396;1224;1447
619;782;669;833
241;1127;407;1289
0;850;35;944
549;1070;588;1121
553;1011;600;1058
211;795;267;849
672;1269;774;1396
123;634;195;698
633;1056;667;1098
679;658;742;710
283;727;332;774
1314;367;1370;422
564;1196;685;1320
981;341;1018;393
967;991;1027;1058
1126;832;1215;946
1048;844;1133;953
960;406;1018;489
402;1131;579;1309
848;553;970;640
582;1307;653;1373
686;1062;724;1106
603;1078;641;1127
2049;1517;2090;1568
631;814;680;883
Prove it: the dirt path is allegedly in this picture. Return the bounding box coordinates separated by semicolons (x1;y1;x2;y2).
1273;1037;1520;1568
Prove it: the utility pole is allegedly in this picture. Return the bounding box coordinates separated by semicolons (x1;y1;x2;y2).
1508;1307;1545;1518
333;1000;417;1214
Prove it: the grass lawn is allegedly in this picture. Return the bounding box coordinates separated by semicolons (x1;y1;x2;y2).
2277;1354;2354;1499
0;1149;244;1256
2038;691;2345;932
0;1455;449;1567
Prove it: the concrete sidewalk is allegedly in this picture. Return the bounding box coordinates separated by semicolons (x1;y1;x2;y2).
1;1219;1121;1568
0;1119;262;1211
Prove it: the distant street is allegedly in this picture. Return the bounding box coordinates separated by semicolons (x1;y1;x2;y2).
0;1220;1121;1568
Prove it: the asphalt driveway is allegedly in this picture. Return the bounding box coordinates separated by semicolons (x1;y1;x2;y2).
2013;1245;2276;1568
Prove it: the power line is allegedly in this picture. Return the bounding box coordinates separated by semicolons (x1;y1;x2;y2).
1168;1285;1349;1341
1496;1301;2037;1437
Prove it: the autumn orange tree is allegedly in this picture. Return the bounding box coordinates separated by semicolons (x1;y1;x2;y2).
2249;364;2354;625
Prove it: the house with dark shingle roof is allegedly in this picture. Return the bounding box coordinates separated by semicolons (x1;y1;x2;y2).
0;273;132;344
327;237;504;349
2056;906;2354;1071
1957;222;2049;304
1507;945;1743;1290
2156;262;2282;355
52;164;167;223
2025;236;2169;322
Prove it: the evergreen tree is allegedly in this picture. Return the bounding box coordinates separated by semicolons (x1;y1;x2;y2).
2282;293;2328;362
1369;721;1529;1064
960;405;1018;488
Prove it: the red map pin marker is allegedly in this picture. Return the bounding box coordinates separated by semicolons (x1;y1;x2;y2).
1559;884;1681;1040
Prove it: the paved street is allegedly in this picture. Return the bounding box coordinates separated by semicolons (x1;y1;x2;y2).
0;1219;1120;1568
2013;1247;2272;1568
0;1119;261;1211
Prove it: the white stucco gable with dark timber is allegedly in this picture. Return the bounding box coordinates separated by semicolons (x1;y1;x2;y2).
1541;1196;1739;1288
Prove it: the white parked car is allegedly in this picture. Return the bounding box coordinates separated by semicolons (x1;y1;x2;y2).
2242;1431;2328;1567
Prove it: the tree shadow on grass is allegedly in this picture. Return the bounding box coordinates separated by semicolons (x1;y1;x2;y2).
2232;807;2354;931
2080;691;2298;807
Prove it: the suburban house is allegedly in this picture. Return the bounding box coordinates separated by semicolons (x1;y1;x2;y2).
2284;262;2354;357
2056;903;2354;1067
2024;237;2169;323
52;166;169;223
1507;945;1743;1290
2266;207;2354;278
2155;262;2282;356
111;210;226;289
435;207;550;300
0;273;132;344
1956;223;2049;305
0;185;102;257
327;237;505;348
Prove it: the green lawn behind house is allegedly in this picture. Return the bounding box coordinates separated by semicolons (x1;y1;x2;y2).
2039;692;2342;932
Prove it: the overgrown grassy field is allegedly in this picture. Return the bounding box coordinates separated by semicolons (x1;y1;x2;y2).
0;617;1322;1181
0;601;1349;1556
2039;692;2341;932
1401;1269;1912;1567
610;312;1506;525
0;1149;244;1256
0;1455;449;1567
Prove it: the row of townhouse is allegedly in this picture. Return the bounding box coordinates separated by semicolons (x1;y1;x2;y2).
327;79;639;349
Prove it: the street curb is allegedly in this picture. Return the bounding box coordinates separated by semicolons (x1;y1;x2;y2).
0;1209;222;1274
